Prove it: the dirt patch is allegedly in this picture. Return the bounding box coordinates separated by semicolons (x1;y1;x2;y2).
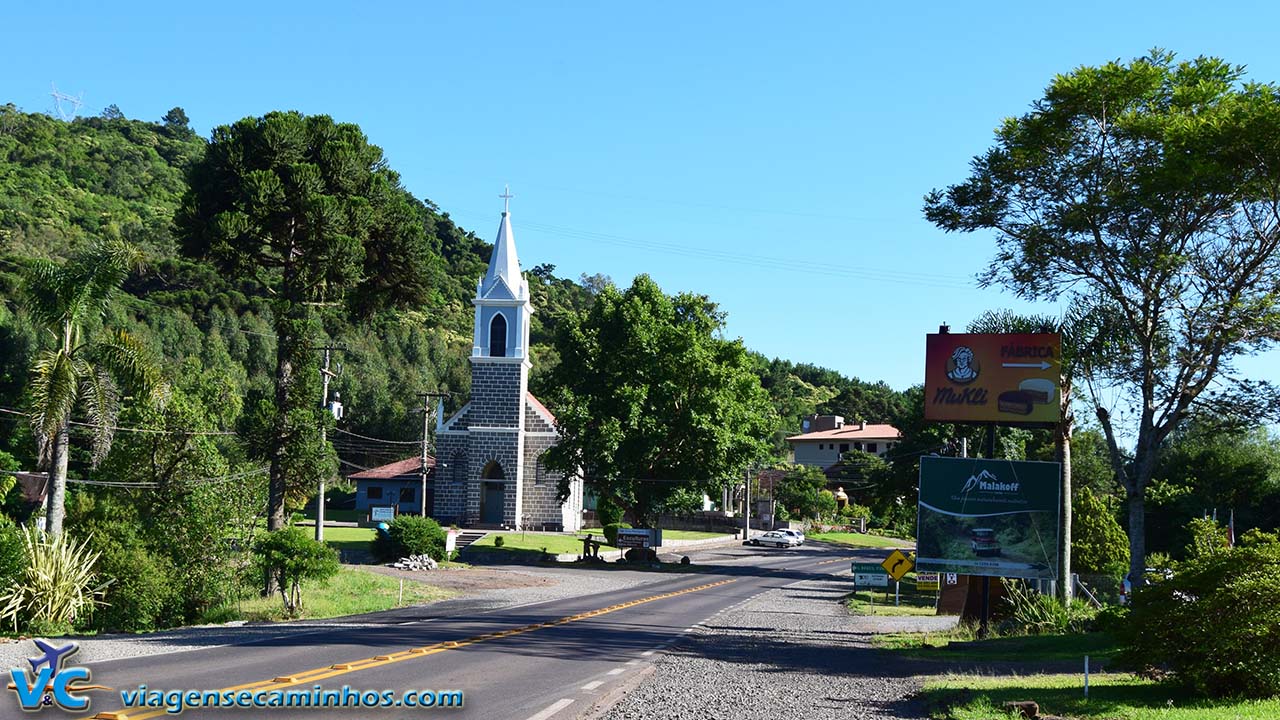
359;564;556;593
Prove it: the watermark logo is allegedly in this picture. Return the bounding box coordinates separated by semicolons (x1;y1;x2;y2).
6;639;110;713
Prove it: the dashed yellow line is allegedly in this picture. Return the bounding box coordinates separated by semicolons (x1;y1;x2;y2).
93;579;736;720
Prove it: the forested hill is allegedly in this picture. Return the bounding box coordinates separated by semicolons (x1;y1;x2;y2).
0;105;905;469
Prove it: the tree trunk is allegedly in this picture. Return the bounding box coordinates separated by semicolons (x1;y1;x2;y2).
267;349;293;533
1055;421;1073;602
1127;482;1146;584
44;421;70;536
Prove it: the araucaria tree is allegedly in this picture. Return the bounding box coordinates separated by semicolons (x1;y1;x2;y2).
19;239;168;536
925;52;1280;581
178;112;439;531
545;275;778;525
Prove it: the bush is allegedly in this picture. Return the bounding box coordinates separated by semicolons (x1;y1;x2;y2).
253;527;340;615
371;515;447;562
603;522;631;547
596;497;624;528
999;578;1096;635
493;535;505;548
90;525;179;633
0;520;23;592
1120;539;1280;697
0;528;108;635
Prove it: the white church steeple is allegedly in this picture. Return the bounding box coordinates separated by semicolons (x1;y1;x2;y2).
472;186;533;361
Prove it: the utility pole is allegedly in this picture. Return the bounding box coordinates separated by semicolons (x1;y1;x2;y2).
743;466;752;540
417;391;451;518
315;346;344;542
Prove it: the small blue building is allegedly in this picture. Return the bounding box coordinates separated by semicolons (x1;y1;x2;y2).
349;456;436;517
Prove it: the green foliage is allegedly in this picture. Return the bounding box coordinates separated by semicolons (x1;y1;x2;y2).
595;496;624;528
1072;486;1129;577
545;274;778;525
1186;517;1231;560
0;520;23;593
815;489;838;520
17;237;169;535
773;464;829;520
1150;420;1280;557
88;522;178;633
1120;539;1280;698
840;503;872;522
0;527;108;634
371;515;447;562
493;535;504;548
999;579;1096;636
252;527;339;615
926;50;1280;583
602;522;631;547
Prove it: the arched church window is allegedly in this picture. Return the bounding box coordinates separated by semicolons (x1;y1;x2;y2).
481;460;505;480
489;313;507;357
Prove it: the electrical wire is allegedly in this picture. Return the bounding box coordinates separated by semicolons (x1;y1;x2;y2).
0;407;238;436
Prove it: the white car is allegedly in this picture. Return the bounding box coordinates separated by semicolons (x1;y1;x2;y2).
750;531;801;548
777;529;805;545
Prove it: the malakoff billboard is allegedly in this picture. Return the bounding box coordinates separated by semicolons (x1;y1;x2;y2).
916;456;1061;580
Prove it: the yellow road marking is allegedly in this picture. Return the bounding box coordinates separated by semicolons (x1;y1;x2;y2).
95;579;736;720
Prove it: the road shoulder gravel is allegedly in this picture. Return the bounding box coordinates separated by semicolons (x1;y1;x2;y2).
595;570;957;720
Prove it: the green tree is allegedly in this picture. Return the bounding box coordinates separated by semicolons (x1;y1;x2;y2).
178;111;441;531
772;464;829;520
924;52;1280;582
1071;486;1129;577
252;526;339;615
545;275;778;525
18;239;167;536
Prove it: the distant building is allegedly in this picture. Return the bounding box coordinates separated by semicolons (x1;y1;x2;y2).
786;415;901;468
350;457;435;516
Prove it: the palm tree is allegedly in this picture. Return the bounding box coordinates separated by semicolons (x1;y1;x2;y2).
18;239;168;536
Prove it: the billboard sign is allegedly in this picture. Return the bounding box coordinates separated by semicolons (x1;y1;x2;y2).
924;332;1062;425
916;456;1061;580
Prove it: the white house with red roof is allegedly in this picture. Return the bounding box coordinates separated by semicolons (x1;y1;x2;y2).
786;414;901;468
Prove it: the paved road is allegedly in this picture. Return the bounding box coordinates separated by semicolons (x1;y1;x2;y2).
75;543;878;720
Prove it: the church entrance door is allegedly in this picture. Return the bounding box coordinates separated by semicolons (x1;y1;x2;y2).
481;482;505;524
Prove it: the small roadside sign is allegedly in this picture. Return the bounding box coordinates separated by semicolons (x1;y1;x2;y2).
882;549;913;581
946;572;958;585
916;572;940;591
852;562;889;588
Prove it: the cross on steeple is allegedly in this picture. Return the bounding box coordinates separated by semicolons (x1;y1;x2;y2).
499;185;514;214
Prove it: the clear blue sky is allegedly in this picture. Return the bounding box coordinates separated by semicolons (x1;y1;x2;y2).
4;1;1277;396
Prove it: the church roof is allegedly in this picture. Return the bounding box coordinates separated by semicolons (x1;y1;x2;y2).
480;211;525;300
526;392;556;424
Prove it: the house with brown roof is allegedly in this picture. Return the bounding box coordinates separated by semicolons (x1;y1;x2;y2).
786;414;901;468
349;456;436;517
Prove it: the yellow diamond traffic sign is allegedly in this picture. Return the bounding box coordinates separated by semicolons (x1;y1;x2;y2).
882;549;913;581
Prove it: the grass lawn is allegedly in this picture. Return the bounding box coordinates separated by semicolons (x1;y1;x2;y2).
877;629;1120;664
810;531;912;548
320;525;375;553
467;532;618;556
846;587;939;616
921;673;1280;719
582;528;731;541
208;567;455;623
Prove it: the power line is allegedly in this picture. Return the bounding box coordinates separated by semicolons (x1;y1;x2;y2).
331;427;421;445
1;465;269;487
0;407;238;436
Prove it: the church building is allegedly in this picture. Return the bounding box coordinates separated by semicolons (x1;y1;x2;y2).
430;196;584;530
